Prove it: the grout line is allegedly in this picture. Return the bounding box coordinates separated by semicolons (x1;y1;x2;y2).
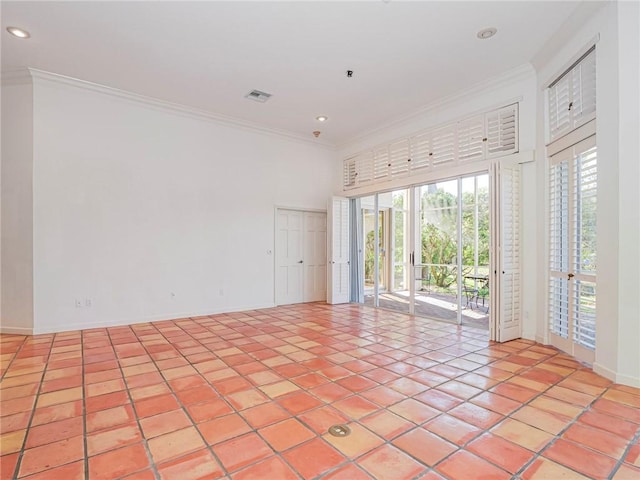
11;334;58;479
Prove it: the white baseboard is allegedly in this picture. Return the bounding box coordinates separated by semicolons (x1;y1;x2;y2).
30;302;277;335
594;362;640;388
0;325;34;335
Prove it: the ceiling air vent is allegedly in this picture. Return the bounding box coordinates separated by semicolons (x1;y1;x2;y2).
245;89;272;103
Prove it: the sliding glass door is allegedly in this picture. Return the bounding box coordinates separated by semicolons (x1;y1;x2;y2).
357;174;490;328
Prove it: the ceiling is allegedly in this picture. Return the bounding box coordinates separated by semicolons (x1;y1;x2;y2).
2;1;584;146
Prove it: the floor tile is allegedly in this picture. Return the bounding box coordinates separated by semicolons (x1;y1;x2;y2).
140;408;192;438
198;413;252;445
259;418;315;452
448;402;504;429
134;393;180;418
467;432;535;473
358;444;427;480
562;422;629;458
213;432;273;473
24;416;83;449
283;437;346;479
332;395;380;420
18;435;84;477
360;409;415;440
240;401;290;428
389;398;440;424
359;385;405;407
511;405;571;435
436;450;511;480
278;391;324;414
186;398;233;423
522;457;587;479
323;422;384;458
20;460;85;480
157;448;224;480
87;423;143;456
320;462;373;480
298;406;349;435
232;455;299;480
88;443;150;480
491;418;554;451
86;404;135;433
414;388;464;412
612;463;640;479
424;414;483;445
544;438;617;477
393;427;458;466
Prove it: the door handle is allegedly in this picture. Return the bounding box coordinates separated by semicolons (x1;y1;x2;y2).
568;273;575;279
298;260;304;264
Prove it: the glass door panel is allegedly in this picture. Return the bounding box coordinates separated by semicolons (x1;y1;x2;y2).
460;175;490;327
415;179;461;323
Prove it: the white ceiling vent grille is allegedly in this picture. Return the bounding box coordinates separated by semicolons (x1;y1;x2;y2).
245;89;272;103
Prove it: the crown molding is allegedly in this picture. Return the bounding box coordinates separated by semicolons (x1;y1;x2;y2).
1;68;33;86
24;68;336;150
340;63;535;150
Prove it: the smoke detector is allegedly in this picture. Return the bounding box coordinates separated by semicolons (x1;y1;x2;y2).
245;90;272;103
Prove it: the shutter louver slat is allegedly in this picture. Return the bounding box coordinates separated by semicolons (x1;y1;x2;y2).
373;147;390;181
571;49;596;130
431;126;456;166
409;132;431;172
388;139;411;178
486;105;518;157
355;150;374;185
343;158;356;189
457;115;485;162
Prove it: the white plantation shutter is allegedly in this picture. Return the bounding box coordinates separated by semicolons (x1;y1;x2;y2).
572;139;597;350
389;139;411;178
458;115;485;162
571;49;596;130
355;150;374;185
327;197;350;304
548;74;571;141
409;132;431;172
343;158;356;189
494;160;522;342
486;105;518;157
373;146;390;181
548;135;597;362
341;103;519;191
548;47;596;142
549;149;570;338
431;125;456;166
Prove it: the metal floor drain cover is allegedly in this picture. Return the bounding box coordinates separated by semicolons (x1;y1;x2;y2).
328;424;351;437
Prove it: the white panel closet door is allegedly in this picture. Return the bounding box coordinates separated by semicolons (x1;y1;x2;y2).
276;210;304;305
328;197;350;304
492;159;522;342
303;212;327;302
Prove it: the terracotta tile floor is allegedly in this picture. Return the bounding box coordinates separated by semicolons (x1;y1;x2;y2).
1;303;639;480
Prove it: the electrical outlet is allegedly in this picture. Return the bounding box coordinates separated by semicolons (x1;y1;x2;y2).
75;299;82;308
85;298;92;307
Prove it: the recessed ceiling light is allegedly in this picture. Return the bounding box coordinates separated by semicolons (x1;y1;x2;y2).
6;26;30;39
477;27;497;40
316;116;328;122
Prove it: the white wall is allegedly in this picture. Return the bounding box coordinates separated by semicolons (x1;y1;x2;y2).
26;73;335;334
534;1;640;386
1;77;34;334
